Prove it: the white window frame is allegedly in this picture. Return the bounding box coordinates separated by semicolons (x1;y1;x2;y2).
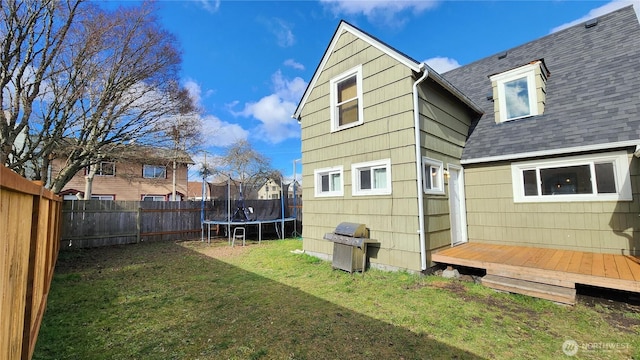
91;195;114;200
422;157;445;195
143;164;166;179
142;195;166;201
329;65;364;132
96;161;115;176
490;62;540;123
511;151;632;203
314;166;344;197
351;159;392;196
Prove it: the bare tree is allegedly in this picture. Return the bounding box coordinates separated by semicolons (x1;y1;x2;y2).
215;139;281;199
0;0;195;195
0;0;82;174
153;87;202;200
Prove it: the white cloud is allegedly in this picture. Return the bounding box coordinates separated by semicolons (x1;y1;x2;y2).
550;0;639;33
320;0;439;26
198;0;220;14
183;79;202;106
284;59;305;71
201;114;249;147
424;56;461;73
233;71;307;144
271;70;307;102
263;18;295;47
239;94;300;144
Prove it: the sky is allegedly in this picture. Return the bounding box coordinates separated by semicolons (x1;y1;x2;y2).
105;0;639;183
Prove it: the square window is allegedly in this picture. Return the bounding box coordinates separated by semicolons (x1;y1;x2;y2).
97;161;115;176
330;66;363;132
143;165;166;179
490;61;546;123
352;159;391;196
423;157;445;195
314;166;343;197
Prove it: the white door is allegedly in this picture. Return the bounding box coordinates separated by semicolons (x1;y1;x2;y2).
448;165;468;246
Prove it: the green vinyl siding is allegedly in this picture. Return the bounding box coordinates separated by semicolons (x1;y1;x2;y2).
300;31;422;271
464;153;640;255
416;79;476;260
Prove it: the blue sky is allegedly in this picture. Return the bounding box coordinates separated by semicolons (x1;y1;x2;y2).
107;0;638;182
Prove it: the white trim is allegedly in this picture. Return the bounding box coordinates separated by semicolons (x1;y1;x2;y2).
91;195;114;200
313;166;344;197
351;159;392;196
292;22;482;120
447;164;468;245
461;140;640;165
330;65;364;132
96;161;115;176
490;62;540;123
422;157;445;195
511;151;632;202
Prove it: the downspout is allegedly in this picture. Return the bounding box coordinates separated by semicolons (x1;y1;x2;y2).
413;63;429;271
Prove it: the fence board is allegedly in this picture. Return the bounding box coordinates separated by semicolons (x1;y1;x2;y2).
1;165;61;360
61;199;303;247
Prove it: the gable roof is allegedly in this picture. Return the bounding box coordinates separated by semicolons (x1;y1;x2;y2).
293;20;482;120
443;5;640;164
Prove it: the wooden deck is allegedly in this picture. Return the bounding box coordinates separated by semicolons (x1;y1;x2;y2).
432;243;640;294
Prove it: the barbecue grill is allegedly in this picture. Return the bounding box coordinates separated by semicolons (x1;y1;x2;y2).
323;222;374;273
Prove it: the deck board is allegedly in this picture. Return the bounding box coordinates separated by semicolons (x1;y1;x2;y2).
613;255;635;281
432;243;640;294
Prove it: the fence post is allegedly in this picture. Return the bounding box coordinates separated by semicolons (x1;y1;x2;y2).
136;207;141;243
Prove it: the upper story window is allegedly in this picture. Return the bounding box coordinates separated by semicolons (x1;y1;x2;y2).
330;65;364;132
423;157;445;195
97;161;115;176
511;151;632;202
352;159;392;196
314;166;343;197
489;60;548;123
84;161;115;176
143;164;166;179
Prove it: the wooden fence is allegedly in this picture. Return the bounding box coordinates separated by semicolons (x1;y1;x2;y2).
61;198;303;248
61;200;206;248
0;164;62;360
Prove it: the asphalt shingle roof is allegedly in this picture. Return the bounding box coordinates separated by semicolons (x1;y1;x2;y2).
443;6;640;163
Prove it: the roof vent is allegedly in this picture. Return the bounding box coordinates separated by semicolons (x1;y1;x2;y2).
497;52;508;60
585;18;598;28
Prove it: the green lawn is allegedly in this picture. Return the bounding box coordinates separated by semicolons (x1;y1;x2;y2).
34;239;639;359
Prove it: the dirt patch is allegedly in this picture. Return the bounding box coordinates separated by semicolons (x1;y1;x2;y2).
577;286;640;334
428;280;469;295
178;239;253;259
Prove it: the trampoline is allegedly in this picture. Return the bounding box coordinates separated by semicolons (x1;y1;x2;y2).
200;179;296;245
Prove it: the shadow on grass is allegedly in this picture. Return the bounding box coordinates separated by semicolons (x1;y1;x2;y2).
34;241;484;360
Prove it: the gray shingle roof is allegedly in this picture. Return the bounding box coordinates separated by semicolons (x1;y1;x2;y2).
443;6;640;163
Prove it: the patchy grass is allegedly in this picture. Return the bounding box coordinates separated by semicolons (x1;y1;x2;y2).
34;239;639;359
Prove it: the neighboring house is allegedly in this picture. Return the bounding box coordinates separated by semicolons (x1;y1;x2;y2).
294;6;640;273
293;20;483;272
55;145;193;201
256;178;303;200
257;178;282;199
287;180;302;199
187;181;212;201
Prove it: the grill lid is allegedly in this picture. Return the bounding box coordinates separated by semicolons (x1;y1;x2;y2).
333;222;368;238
